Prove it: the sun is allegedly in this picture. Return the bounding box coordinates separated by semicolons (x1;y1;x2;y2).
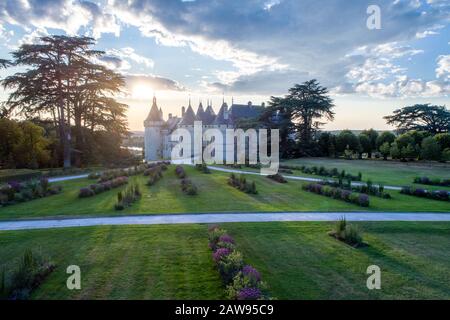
132;84;153;99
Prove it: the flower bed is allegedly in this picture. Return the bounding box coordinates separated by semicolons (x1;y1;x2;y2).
266;173;287;183
78;176;128;198
181;179;198;195
320;180;391;199
0;178;62;207
208;225;269;300
413;176;450;187
302;183;370;207
174;166;197;195
228;174;257;194
175;165;186;179
280;164;362;181
328;217;364;248
115;183;141;210
145;164;167;186
89;163;160;181
1;249;56;300
401;186;449;201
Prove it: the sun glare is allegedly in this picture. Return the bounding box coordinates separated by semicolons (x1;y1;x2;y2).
132;84;153;99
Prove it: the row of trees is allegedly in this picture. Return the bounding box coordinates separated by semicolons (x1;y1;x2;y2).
243;81;449;162
318;129;450;162
0;119;51;169
0;35;129;169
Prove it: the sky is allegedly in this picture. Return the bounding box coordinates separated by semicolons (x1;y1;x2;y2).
0;0;449;131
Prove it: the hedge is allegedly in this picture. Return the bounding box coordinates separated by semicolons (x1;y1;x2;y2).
401;186;449;201
0;178;62;207
302;183;370;207
208;225;269;300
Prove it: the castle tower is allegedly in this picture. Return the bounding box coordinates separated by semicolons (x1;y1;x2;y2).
144;96;164;161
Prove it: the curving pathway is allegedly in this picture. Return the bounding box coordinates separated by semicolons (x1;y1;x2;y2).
207;166;403;190
1;212;449;231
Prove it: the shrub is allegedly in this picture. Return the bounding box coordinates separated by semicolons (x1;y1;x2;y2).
175;165;186;179
334;217;347;238
413;176;450;187
358;194;370;207
213;248;232;263
219;234;235;244
79;176;128;198
242;265;261;284
267;173;287;183
0;178;62;207
401;186;449;202
281;164;362;181
237;287;262;300
330;217;364;247
344;224;363;246
180;179;197;195
114;183;141;210
208;228;227;251
208;226;270;299
228;174;257;194
7;249;55;300
217;251;244;283
303;183;370;207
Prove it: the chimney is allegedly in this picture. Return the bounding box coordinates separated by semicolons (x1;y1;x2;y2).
169;113;172;119
182;106;185;116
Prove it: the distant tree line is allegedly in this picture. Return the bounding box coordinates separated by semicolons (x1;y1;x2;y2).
241;80;450;162
0;35;133;169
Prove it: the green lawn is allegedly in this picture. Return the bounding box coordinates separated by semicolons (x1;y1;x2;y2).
1;222;449;299
282;157;450;189
226;221;450;299
0;165;448;220
0;224;225;299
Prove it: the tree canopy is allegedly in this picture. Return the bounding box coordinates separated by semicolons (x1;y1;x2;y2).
1;35;128;168
260;79;335;157
384;104;450;134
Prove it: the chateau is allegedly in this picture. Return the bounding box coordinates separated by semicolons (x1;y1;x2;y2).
144;96;265;161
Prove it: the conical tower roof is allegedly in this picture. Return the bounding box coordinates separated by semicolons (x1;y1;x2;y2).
197;101;210;123
145;96;163;123
204;104;216;125
213;101;230;125
179;104;198;126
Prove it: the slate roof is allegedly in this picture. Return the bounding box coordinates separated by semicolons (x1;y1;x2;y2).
203;105;216;125
145;96;163;122
213;102;231;125
179;104;198;126
196;102;210;124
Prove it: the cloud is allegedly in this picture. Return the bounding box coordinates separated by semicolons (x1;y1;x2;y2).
125;74;186;92
0;0;120;38
96;47;154;72
436;55;450;81
109;0;449;98
97;54;131;71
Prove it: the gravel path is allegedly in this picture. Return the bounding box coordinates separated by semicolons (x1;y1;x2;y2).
207;166;403;190
1;212;449;231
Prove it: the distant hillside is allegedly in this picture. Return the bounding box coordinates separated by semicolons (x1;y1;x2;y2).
326;130;393;135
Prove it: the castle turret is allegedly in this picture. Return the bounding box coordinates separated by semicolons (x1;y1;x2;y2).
144;96;164;161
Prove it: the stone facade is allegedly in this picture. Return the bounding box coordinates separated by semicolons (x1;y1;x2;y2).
144;96;264;161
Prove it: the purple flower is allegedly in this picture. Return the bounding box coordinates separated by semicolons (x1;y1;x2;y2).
213;248;232;263
8;181;22;192
237;287;261;300
219;234;235;244
242;265;261;282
